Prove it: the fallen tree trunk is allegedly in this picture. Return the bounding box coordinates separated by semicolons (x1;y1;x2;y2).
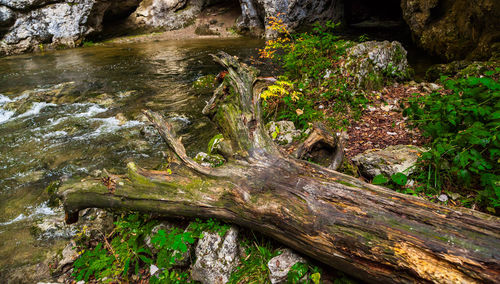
59;52;500;283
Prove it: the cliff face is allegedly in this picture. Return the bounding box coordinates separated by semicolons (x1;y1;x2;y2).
401;0;500;60
0;0;498;60
0;0;342;56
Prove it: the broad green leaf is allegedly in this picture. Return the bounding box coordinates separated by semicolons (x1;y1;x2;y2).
391;173;408;186
372;175;389;185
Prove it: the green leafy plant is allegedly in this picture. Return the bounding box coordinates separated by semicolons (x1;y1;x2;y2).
404;70;500;210
72;213;157;282
372;173;410;194
287;262;322;284
149;227;195;283
73;243;115;282
259;20;367;130
229;237;279;283
110;214;156;278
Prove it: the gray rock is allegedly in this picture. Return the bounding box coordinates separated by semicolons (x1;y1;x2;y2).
145;223;176;250
129;0;202;31
54;240;78;273
352;145;425;178
238;0;343;38
78;208;114;238
0;5;15;28
267;120;301;145
33;214;77;240
0;0;59;10
1;0;97;55
191;227;240;284
438;194;449;202
342;41;412;90
268;248;306;284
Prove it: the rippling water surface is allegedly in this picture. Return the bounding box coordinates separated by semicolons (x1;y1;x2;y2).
0;38;263;274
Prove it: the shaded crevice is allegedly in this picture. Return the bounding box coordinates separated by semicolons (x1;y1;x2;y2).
345;0;404;26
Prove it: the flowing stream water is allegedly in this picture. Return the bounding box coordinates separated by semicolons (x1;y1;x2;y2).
0;38;264;275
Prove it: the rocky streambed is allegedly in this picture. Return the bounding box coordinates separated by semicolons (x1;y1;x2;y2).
0;38;264;281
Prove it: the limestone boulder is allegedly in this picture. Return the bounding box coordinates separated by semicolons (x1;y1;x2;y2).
342;41;412;90
352;145;425;178
238;0;343;37
0;0;97;55
191;227;240;284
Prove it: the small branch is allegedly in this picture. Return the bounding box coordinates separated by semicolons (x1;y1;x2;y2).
143;110;228;178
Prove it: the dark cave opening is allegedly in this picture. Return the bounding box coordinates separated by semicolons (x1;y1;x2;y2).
341;0;411;46
345;0;404;26
341;0;444;79
87;0;143;41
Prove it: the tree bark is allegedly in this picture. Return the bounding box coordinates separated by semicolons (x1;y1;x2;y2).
58;52;500;284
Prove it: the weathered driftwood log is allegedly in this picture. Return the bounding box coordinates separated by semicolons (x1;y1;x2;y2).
58;52;500;283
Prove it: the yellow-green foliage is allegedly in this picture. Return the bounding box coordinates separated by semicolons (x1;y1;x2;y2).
261;80;301;101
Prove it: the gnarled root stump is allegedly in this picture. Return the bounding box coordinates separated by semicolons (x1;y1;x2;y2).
58;52;500;283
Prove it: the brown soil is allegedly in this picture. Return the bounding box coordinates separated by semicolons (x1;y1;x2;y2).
345;83;431;158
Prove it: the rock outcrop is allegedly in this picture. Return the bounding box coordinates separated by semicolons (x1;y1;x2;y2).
400;0;500;60
0;0;343;56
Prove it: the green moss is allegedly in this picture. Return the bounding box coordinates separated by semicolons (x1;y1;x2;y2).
193;74;217;95
207;134;224;154
338;160;359;178
337;180;358;188
46;180;61;207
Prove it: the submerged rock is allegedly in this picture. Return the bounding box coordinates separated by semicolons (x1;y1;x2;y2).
342;41;412;90
268;248;306;284
352;145;425;178
191;227;240;284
